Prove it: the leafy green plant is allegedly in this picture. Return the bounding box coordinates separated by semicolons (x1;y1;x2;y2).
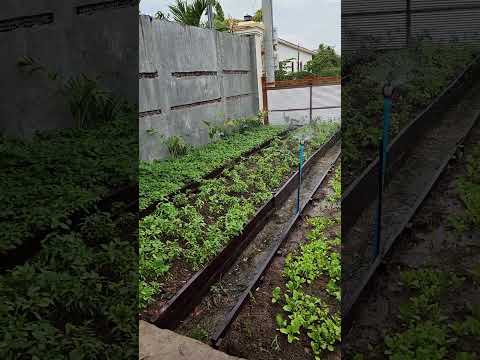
0;211;137;359
18;56;129;129
1;111;136;253
450;144;480;232
271;186;341;358
163;135;191;158
328;166;341;203
139;125;286;210
139;123;339;309
343;42;479;184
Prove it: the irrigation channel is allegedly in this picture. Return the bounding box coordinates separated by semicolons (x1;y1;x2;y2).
141;127;341;357
342;54;480;333
344;103;480;358
175;140;340;343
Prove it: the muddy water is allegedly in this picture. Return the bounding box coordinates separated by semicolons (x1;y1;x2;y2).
176;141;341;343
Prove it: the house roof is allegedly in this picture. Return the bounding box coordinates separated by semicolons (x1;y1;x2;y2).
277;38;317;55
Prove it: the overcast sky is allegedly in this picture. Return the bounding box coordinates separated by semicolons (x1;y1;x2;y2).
139;0;341;53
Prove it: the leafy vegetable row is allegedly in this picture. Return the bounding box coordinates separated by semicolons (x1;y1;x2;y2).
343;41;479;184
450;143;480;232
139;122;339;309
139;125;286;210
353;269;480;360
0;115;137;254
271;169;341;359
0;211;137;359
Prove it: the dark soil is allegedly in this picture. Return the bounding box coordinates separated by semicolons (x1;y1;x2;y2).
342;82;480;315
216;161;341;360
343;110;480;358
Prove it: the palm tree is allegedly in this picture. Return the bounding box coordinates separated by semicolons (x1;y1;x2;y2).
167;0;225;29
168;0;210;27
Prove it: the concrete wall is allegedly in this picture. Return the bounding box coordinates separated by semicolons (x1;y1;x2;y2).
139;16;260;161
0;0;138;137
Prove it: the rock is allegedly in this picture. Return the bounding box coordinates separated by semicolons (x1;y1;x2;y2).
139;321;246;360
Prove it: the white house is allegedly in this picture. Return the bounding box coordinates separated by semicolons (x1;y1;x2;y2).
234;20;316;75
273;29;316;73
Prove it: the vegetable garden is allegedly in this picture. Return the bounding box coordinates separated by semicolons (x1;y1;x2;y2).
139;116;342;359
139;120;339;309
219;163;341;359
342;40;480;358
0;113;138;358
343;41;480;184
345;120;480;360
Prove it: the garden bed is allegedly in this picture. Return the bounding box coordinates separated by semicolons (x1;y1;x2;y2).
344;123;480;359
218;164;341;360
0;116;137;256
139;122;340;314
0;205;137;359
343;42;480;187
342;44;480;235
342;78;480;324
139;125;288;212
174;139;341;345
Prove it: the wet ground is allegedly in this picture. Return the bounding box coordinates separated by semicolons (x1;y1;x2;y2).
342;81;480;317
176;142;341;359
343;104;480;358
219;161;341;360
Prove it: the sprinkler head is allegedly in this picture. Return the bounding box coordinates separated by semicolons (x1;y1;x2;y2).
383;83;394;98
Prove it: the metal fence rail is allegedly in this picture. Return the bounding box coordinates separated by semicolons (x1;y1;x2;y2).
342;0;480;51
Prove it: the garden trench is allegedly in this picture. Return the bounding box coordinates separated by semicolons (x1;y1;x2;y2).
216;160;341;360
343;112;480;359
175;139;340;342
140;124;340;329
342;70;480;327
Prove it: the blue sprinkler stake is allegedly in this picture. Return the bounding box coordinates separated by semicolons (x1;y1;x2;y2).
296;140;305;214
374;84;393;258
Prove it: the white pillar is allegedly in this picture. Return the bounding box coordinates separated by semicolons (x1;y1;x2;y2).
262;0;275;83
234;22;266;111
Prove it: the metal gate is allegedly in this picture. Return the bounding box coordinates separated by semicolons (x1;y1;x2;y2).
263;77;341;126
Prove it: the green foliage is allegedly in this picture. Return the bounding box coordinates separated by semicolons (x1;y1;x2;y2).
304;44;341;75
0;113;136;253
272;286;281;304
451;144;480;232
253;9;262;22
372;268;474;360
165;0;227;31
139;122;339;309
0;212;137;359
168;0;211;26
328;166;341;203
203;115;263;141
343;42;479;182
18;56;130;129
384;322;449;360
139;125;286;210
272;193;341;358
163;135;191;158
